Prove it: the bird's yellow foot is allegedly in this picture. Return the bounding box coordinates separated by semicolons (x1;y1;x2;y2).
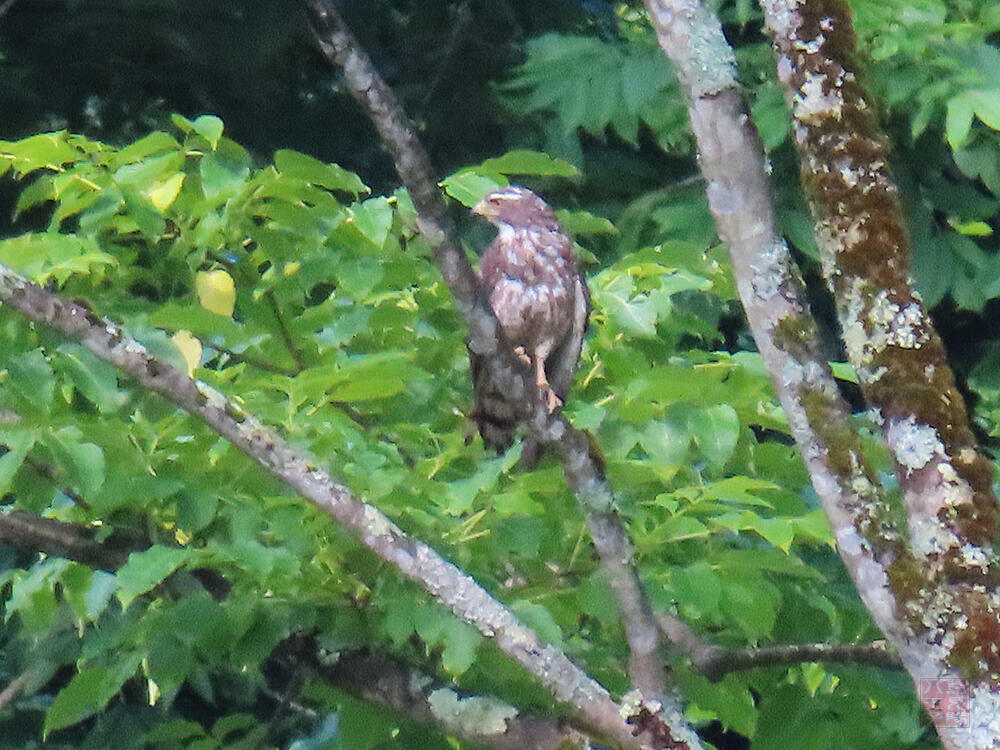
544;388;563;413
513;345;532;366
533;355;561;412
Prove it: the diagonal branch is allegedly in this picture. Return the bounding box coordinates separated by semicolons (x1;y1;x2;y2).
0;262;653;750
640;0;911;667
759;0;998;570
305;1;679;727
758;0;1000;745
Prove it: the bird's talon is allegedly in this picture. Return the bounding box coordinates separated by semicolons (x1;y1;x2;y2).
513;346;531;366
545;389;563;413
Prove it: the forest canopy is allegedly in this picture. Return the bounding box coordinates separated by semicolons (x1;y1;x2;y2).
1;1;999;749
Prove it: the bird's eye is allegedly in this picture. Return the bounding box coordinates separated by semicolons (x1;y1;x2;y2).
488;196;501;205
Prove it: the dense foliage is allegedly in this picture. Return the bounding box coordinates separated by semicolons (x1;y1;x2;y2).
0;1;998;749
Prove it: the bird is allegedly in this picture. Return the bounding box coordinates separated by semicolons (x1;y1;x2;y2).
469;186;590;451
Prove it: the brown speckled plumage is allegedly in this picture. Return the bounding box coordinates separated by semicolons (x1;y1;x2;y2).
470;186;589;450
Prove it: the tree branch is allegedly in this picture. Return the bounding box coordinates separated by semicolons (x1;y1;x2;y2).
757;1;1000;745
641;0;914;689
0;509;128;570
305;3;680;731
0;261;656;750
0;670;30;712
758;0;998;553
656;613;900;682
313;648;594;750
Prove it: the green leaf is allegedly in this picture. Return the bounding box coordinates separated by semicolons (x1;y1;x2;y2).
191;115;225;149
274;149;368;194
971;89;1000;131
0;427;36;492
7;348;55;414
829;361;857;383
15;173;54;216
444;446;521;514
598;274;658;338
211;713;257;741
112;131;182;166
44;656;141;736
42;426;105;496
699;476;778;507
121;189;166;240
440;172;503;207
576;572;620;630
327;375;405;402
6;558;70;630
113;151;185;188
0;233;116;284
54;343;129;413
751;81;791;150
687;404;739;469
672;561;722;617
475;149;579;178
556;208;617;235
641;420;689;471
349;197;394;248
199;148;249;199
792;510;834;546
750;517;795;552
510;601;563;647
142;719;207;744
1;132;82;176
945;92;976;149
116;545;192;609
721;573;779;639
63;565;118;623
659;515;710;543
440;620;481;676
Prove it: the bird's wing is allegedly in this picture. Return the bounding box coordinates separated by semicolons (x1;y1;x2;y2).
547;271;590;402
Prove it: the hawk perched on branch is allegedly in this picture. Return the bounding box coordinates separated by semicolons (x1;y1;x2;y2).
470;186;590;450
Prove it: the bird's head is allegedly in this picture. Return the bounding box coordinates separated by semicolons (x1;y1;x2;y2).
472;186;559;230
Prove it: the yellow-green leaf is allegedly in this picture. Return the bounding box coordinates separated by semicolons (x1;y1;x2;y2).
171;330;202;376
195;269;236;317
146;173;185;211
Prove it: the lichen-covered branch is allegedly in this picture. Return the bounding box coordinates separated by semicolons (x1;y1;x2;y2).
758;2;1000;746
640;0;907;650
311;648;593;750
758;0;997;561
0;261;678;750
305;0;687;737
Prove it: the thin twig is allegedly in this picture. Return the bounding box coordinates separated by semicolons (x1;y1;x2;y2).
202;340;300;377
266;290;306;372
656;613;900;682
0;671;31;712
